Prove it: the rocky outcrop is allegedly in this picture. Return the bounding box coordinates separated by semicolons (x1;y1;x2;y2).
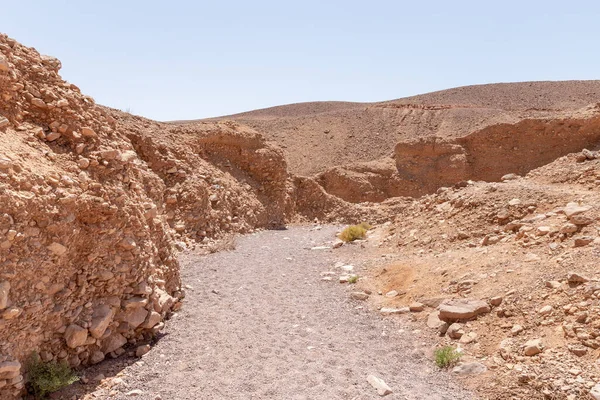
0;34;300;399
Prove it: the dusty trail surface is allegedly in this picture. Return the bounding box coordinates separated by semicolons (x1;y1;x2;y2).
72;226;473;399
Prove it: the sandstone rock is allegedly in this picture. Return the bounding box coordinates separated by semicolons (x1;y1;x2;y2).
126;389;143;396
47;242;67;256
459;331;478;344
489;296;503;306
0;361;20;374
2;307;21;320
380;307;409;315
501;173;519;181
135;344;151;357
0;55;9;71
0;117;9;129
46;132;61;141
385;290;398;298
570;214;594;225
90;305;113;339
154;288;175;313
568;345;588;357
367;374;392;396
427;311;447;330
351;292;369;300
447;323;464;339
122;297;148;309
81;127;98;138
118;307;148;329
511;325;524;336
523;339;543;356
563;202;591;217
591;384;600;400
560;223;578;234
538;305;553;315
536;226;551;236
438;298;490;321
64;324;88;348
141;311;162;329
574;236;594;247
546;280;561;289
0;281;9;310
89;351;105;364
409;302;424;312
452;362;487;376
101;333;127;354
568;272;590;284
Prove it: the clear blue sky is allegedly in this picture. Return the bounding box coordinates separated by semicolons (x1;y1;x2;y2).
2;1;599;120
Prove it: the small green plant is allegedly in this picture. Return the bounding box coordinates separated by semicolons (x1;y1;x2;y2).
434;346;462;369
339;223;372;242
26;353;79;399
348;275;359;284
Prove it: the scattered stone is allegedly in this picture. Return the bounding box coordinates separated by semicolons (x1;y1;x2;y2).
427;311;447;330
568;272;590;284
563;202;591;218
135;344;151;357
536;226;551;236
447;323;464;339
452;362;487;376
0;55;9;72
0;281;9;310
523;339;543;356
560;223;578;234
590;383;600;400
574;236;594;247
385;290;398;298
438;298;491;321
0;361;20;374
126;389;143;396
538;305;553;315
546;281;561;289
489;296;503;307
64;324;88;349
511;325;524;336
81;127;98;138
409;302;424;312
367;374;392;396
351;292;369;301
47;242;67;256
89;305;113;338
501;173;519;181
459;331;478;344
380;307;410;315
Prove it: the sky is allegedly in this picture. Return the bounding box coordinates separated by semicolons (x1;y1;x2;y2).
1;1;599;121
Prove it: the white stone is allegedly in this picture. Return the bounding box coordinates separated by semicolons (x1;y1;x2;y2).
367;375;392;396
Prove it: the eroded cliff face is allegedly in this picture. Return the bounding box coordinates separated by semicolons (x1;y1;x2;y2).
0;34;300;398
311;108;600;203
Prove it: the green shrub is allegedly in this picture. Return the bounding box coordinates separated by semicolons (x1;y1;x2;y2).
348;275;359;284
434;346;462;368
339;223;371;242
26;353;79;399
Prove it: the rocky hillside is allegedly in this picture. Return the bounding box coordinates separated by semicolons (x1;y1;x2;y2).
3;31;600;400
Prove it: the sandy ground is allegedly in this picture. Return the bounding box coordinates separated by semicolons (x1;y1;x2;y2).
59;226;474;400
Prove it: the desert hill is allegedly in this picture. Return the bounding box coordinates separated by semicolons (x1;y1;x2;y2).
198;81;600;177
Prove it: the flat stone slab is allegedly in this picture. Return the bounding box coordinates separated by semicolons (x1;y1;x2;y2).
438;299;490;321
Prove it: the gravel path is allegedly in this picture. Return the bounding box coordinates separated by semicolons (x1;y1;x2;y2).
95;226;475;399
